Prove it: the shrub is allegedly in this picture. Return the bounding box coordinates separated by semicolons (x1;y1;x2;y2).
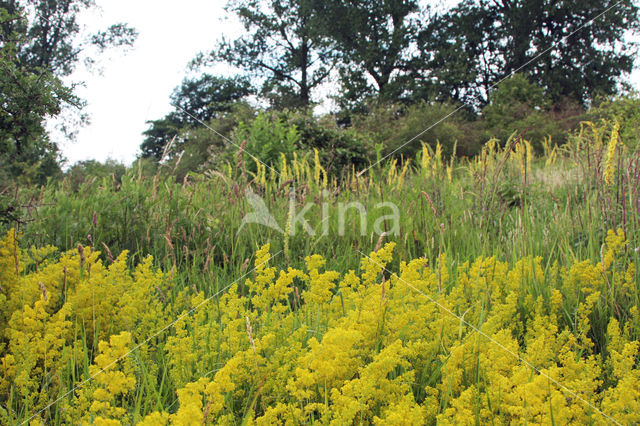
282;111;372;176
228;110;371;178
65;159;127;191
482;74;584;151
163;103;256;180
351;101;482;160
590;95;640;149
233;112;300;173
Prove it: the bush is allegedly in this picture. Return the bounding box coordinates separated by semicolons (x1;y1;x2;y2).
351;101;482;160
282;111;372;175
0;192;19;225
590;95;640;149
229;110;373;178
233;111;300;172
482;74;584;151
162;103;256;180
65;159;127;191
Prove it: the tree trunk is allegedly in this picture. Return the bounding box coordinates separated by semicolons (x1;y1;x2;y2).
300;37;310;106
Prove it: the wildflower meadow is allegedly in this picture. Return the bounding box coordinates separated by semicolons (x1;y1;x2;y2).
0;118;638;425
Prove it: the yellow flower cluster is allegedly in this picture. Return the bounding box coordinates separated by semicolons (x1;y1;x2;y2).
66;331;137;424
248;148;328;190
0;230;166;424
603;121;620;186
3;229;640;424
145;234;639;425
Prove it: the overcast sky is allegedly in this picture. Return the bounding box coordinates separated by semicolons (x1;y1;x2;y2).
54;0;241;166
55;1;640;167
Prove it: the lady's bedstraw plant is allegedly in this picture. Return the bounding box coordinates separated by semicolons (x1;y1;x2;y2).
604;120;620;186
0;230;166;425
131;236;639;424
2;222;640;423
66;331;137;425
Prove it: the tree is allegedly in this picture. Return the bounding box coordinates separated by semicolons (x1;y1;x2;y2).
414;4;500;107
481;73;583;149
196;0;335;109
140;113;183;161
5;0;137;77
420;0;640;106
140;75;254;161
310;0;424;108
1;43;71;182
170;74;253;125
1;3;73;183
65;158;127;191
0;0;137;183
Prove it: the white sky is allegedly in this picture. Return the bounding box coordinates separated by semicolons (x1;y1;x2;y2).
56;0;241;166
55;0;640;166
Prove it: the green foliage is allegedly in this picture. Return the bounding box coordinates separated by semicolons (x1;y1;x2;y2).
352;101;481;159
485;74;549;113
214;110;372;178
10;118;640;300
282;111;371;174
167;103;257;180
11;0;137;77
140;113;183;161
420;0;640;106
234;112;300;171
198;0;335;108
0;0;136;184
482;74;584;150
0;52;68;185
170;74;254;125
141;76;254;161
311;0;423;108
592;95;640;149
140;0;639;179
64;159;127;191
0;191;20;225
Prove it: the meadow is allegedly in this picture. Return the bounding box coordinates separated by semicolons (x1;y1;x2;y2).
1;118;640;424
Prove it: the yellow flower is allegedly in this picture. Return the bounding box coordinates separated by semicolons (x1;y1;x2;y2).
3;228;639;424
137;412;170;425
171;378;210;425
304;254;339;305
603;121;620;186
68;331;136;424
361;242;396;287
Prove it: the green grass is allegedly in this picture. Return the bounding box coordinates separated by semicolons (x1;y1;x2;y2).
13;146;638;296
2;122;640;423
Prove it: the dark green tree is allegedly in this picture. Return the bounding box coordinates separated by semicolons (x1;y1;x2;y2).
310;0;424;109
3;0;136;77
170;74;254;125
140;113;183;161
195;0;335;109
140;75;254;161
1;42;71;182
0;0;137;184
481;73;584;149
65;158;127;191
420;0;639;106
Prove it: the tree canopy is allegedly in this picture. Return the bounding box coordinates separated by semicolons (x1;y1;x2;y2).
140;75;254;161
420;0;639;106
194;0;335;109
4;0;639;180
0;0;136;183
310;0;424;108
